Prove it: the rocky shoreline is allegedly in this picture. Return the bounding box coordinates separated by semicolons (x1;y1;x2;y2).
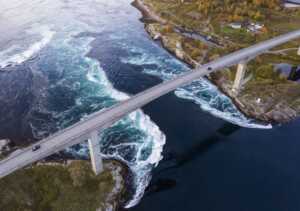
133;0;300;124
0;158;128;211
40;159;127;211
132;0;166;24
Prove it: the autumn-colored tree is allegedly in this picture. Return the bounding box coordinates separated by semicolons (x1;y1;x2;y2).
195;0;281;21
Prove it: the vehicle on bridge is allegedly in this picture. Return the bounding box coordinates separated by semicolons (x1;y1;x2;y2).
32;145;41;152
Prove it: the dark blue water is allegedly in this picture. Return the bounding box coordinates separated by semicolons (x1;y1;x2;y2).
91;29;300;210
128;117;300;211
1;1;300;210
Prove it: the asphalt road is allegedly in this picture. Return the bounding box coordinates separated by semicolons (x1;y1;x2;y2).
1;29;300;178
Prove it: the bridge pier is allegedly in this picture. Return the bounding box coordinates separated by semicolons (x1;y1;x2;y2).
88;131;103;175
232;62;247;95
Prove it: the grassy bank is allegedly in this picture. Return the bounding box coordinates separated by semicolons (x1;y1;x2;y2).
0;160;125;211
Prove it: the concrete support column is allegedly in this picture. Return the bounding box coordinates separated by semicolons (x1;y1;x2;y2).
297;46;300;56
232;62;247;95
88;130;103;175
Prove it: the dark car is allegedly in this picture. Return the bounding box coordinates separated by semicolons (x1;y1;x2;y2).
32;145;41;152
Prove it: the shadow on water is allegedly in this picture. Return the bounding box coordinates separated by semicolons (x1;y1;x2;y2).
143;123;240;196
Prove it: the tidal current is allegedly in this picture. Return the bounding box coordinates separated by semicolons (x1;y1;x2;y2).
1;0;298;210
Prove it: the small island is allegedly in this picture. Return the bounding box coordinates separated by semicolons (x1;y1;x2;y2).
134;0;300;123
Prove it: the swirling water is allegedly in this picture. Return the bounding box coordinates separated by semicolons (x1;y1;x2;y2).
0;0;270;208
26;34;166;208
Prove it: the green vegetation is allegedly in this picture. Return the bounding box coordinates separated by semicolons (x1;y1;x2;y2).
142;0;300;46
138;0;300;122
0;161;124;211
196;0;280;21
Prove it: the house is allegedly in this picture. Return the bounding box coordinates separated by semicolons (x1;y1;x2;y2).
247;22;264;33
229;22;242;29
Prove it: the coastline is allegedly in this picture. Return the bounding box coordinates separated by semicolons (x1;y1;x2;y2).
132;0;299;124
45;159;129;211
0;158;128;211
132;0;166;24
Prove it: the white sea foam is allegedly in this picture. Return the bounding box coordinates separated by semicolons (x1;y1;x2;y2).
175;84;272;129
0;27;55;68
51;36;166;208
87;57;166;208
121;45;272;129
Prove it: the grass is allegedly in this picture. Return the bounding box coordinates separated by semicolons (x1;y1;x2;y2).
0;161;123;211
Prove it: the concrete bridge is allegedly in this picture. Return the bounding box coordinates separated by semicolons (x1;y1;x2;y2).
1;29;300;178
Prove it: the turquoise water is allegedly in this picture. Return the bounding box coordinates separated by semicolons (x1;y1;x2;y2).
0;0;271;208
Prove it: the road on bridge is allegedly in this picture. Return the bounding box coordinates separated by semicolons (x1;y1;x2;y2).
1;29;300;178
